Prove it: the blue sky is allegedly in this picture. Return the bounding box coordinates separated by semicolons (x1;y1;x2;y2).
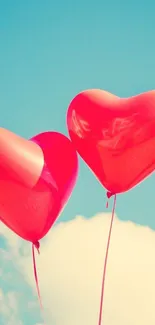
0;0;155;324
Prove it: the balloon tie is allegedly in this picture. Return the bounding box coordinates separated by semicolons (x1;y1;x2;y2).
106;191;115;208
34;241;40;254
32;242;45;319
98;194;117;325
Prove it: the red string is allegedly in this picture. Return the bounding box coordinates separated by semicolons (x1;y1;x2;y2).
98;193;117;325
32;242;44;311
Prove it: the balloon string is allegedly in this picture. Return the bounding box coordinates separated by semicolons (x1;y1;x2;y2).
32;243;45;321
98;194;117;325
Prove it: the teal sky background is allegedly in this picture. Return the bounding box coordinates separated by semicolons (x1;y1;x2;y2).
0;1;155;324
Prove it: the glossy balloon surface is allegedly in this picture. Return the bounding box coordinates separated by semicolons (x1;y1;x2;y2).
0;129;78;242
67;89;155;194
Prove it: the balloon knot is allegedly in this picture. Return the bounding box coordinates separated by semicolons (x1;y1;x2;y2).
106;191;115;199
33;241;40;254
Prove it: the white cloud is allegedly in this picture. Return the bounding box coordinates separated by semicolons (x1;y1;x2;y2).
6;291;18;313
0;233;39;325
0;287;23;325
13;213;155;325
0;288;10;316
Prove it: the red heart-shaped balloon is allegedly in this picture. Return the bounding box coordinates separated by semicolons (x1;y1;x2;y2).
0;129;78;243
67;89;155;194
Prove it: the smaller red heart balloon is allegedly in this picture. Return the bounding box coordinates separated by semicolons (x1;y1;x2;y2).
67;89;155;194
0;128;78;243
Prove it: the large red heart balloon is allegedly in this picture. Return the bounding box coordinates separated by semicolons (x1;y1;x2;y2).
0;128;78;243
67;89;155;194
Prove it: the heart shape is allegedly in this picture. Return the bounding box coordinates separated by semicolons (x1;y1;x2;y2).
67;89;155;194
0;128;78;242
